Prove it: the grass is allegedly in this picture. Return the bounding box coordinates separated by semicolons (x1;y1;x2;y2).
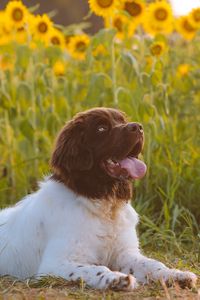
0;253;199;300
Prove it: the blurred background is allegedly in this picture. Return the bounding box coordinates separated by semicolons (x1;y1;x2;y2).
0;0;103;33
1;0;200;33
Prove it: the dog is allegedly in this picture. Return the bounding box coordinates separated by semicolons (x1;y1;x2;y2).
0;107;197;290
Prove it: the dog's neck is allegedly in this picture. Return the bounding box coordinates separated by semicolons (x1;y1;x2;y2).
51;170;133;203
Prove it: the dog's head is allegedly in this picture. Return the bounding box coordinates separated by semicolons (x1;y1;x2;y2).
51;107;146;200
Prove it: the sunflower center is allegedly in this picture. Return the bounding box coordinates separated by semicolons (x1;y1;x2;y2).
113;18;123;32
151;44;162;56
193;10;200;22
96;0;113;8
76;41;87;52
124;1;142;17
17;27;25;32
51;37;60;45
12;8;23;22
154;8;168;21
38;22;48;33
183;20;195;32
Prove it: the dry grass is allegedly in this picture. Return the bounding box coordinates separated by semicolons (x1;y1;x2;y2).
0;275;199;300
1;252;200;300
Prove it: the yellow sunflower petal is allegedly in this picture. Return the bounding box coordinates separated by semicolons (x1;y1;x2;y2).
0;34;11;46
53;61;65;76
88;0;119;17
92;44;108;57
177;64;190;77
12;27;28;44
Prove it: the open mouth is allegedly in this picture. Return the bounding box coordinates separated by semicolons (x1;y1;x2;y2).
101;140;147;181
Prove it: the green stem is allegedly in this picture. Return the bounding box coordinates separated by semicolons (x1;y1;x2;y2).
5;111;15;192
29;57;38;177
111;37;118;108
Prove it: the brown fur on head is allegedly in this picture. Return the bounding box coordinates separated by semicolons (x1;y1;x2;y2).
51;107;144;201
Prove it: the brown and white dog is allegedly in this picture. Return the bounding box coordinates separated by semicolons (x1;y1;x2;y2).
0;107;197;290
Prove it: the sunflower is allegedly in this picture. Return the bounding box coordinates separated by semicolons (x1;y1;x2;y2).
189;8;200;29
68;34;90;60
26;13;37;32
0;34;11;46
30;14;53;43
48;28;65;48
88;0;119;17
5;1;29;30
105;13;129;39
53;61;65;76
92;44;107;57
143;21;174;36
128;19;137;37
143;1;174;35
176;16;196;40
0;55;14;71
150;41;166;57
12;26;28;44
176;64;190;77
145;55;153;69
0;11;11;45
0;11;8;35
121;0;145;24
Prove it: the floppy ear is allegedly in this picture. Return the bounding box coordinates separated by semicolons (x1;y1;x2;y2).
51;120;93;172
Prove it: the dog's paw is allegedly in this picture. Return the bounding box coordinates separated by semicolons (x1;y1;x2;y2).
108;272;138;291
165;269;197;289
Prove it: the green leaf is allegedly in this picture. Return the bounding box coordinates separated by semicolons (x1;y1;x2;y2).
0;90;12;109
16;45;31;69
16;82;32;107
91;28;116;49
19;119;34;143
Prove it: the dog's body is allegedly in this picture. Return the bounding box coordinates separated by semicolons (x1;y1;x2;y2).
0;108;197;290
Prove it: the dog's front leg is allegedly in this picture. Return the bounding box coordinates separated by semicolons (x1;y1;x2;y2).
115;252;197;288
37;240;137;291
38;261;137;290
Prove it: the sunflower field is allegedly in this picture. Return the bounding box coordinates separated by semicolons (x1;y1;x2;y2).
0;0;200;256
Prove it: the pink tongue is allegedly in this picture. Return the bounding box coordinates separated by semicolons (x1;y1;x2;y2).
120;157;147;179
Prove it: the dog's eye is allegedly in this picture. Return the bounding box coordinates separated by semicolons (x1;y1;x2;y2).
97;125;108;133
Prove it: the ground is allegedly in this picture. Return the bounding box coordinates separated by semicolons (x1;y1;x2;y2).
0;252;199;300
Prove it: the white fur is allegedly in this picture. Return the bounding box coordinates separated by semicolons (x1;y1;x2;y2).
0;179;197;290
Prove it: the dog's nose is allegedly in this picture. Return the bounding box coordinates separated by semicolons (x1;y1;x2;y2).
126;122;143;133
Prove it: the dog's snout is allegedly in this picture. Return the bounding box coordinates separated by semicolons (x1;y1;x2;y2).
126;122;143;133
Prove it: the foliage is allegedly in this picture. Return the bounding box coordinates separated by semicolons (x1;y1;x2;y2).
0;0;200;253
